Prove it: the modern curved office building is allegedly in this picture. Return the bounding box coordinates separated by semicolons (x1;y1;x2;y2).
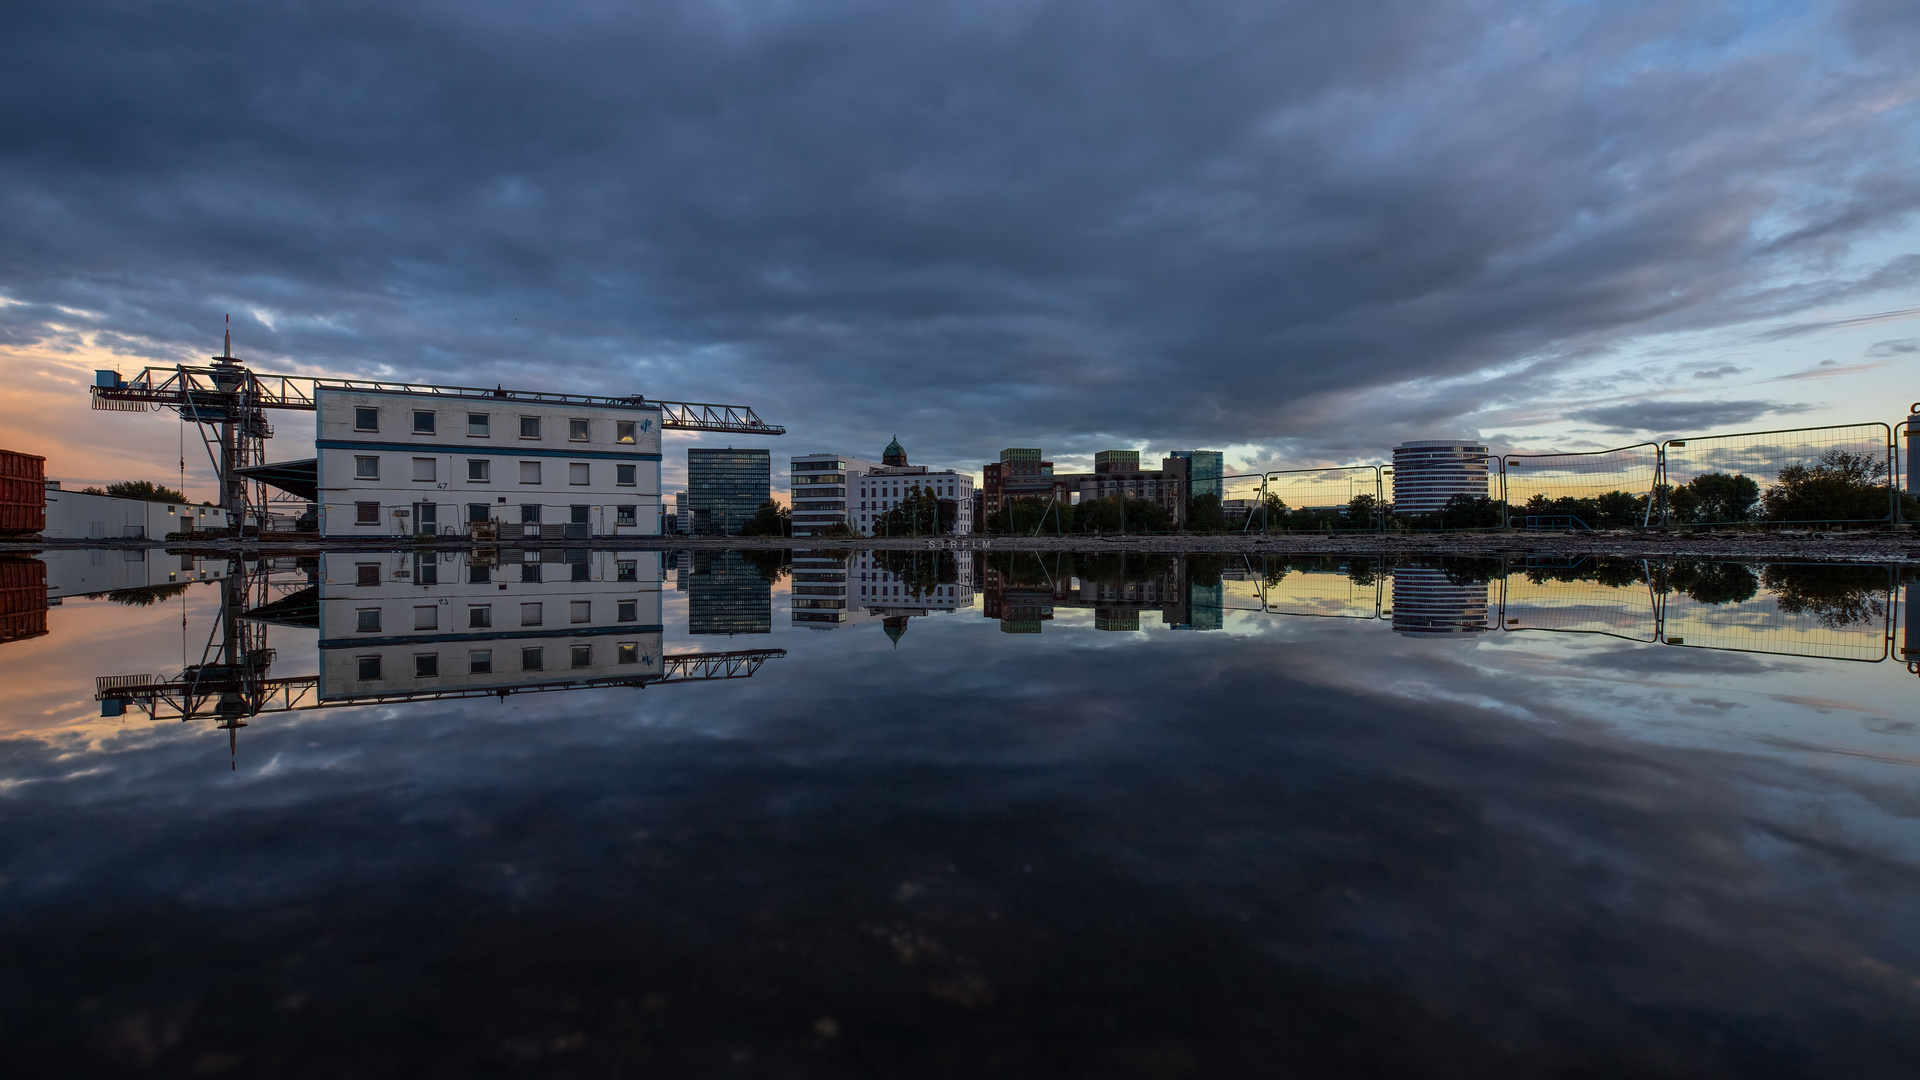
1391;440;1490;514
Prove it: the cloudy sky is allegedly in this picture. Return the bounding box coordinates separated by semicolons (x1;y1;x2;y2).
1;0;1916;494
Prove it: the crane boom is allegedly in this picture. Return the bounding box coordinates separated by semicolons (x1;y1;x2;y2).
90;365;785;435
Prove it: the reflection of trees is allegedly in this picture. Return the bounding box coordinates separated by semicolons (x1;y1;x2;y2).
1661;561;1758;605
737;548;791;583
1521;558;1645;588
870;550;957;599
83;582;194;606
1759;565;1890;629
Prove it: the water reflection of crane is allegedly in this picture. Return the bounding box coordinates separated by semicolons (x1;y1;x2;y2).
93;557;784;767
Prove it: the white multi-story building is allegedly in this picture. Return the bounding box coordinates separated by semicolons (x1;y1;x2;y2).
849;437;974;536
314;549;664;701
1391;441;1490;515
788;454;875;538
315;387;663;539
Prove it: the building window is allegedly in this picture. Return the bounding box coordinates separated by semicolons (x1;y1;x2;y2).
355;456;380;480
355;502;380;525
570;600;590;624
616;505;636;526
569;462;589;485
469;649;492;674
357;655;381;680
520;461;541;484
468;564;491;584
522;647;543;671
414;555;437;584
571;644;591;668
519;416;540;439
356;608;380;632
616;463;636;486
616;559;637;582
521;602;542;627
412;457;437;482
569;418;590;442
415;653;438;678
354;407;378;431
414;605;438;630
468;460;490;482
616;421;636;444
412;410;435;435
356;562;381;585
520;503;542;524
617;599;637;622
521;562;542;583
617;642;638;664
469;604;491;628
468;413;489;437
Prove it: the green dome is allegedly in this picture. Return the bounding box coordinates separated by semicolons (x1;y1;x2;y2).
882;435;907;466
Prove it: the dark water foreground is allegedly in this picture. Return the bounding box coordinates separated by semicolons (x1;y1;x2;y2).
1;550;1917;1078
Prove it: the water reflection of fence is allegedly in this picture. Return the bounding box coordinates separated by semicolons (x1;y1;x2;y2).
1221;558;1904;664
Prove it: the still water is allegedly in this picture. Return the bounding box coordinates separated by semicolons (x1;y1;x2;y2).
1;548;1916;1077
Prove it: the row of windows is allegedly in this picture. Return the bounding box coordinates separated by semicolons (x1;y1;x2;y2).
352;557;641;583
351;407;646;445
350;502;643;528
860;584;963;598
356;642;648;681
351;456;641;486
353;597;643;632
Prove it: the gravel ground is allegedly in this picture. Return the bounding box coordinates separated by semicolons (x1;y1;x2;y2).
9;529;1920;563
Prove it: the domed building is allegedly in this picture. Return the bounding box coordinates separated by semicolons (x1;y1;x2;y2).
882;436;908;468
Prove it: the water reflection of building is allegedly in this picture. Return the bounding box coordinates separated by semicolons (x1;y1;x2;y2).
1;555;48;644
790;550;852;626
39;547;230;600
1389;567;1490;634
315;549;665;700
685;550;772;635
979;555;1220;634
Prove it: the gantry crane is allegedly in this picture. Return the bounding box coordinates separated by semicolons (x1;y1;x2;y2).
89;327;786;533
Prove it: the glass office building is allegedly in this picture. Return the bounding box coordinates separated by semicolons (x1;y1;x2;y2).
684;448;770;536
686;550;773;635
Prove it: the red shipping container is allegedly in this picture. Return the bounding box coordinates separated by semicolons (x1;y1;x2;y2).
0;555;47;644
0;449;47;536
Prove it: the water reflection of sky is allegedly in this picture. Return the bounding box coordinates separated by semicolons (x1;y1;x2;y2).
0;553;1916;1075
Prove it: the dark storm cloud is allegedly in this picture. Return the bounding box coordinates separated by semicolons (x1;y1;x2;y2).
1;0;1916;466
1569;398;1809;434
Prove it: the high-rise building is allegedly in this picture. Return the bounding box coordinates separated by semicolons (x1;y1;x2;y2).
685;448;770;536
1391;441;1490;515
1167;450;1224;500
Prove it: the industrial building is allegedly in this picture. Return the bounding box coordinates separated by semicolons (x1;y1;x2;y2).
314;386;663;539
85;332;783;536
41;483;230;540
1390;441;1491;515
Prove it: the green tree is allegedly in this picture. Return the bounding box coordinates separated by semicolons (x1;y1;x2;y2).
1667;472;1759;524
1342;493;1379;529
1185;492;1230;532
872;485;957;536
80;480;189;503
738;500;791;537
1072;495;1173;533
1761;449;1890;522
